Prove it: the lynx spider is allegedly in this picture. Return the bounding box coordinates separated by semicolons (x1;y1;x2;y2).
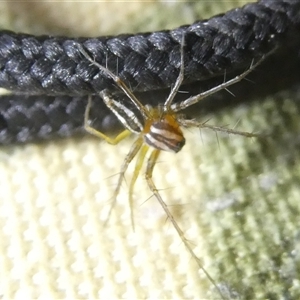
79;42;271;299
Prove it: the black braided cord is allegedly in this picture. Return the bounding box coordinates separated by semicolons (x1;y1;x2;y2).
0;0;300;144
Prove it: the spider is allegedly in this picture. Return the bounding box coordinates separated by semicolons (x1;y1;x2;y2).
78;42;271;299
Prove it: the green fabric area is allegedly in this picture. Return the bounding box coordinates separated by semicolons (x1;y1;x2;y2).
0;1;299;299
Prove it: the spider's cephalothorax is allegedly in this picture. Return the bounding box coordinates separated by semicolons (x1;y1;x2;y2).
79;42;271;300
97;89;186;153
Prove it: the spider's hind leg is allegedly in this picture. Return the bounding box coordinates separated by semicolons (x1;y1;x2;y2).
104;136;144;227
179;118;264;139
145;149;226;300
84;95;142;225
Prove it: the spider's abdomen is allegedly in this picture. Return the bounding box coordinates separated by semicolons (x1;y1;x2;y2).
143;115;185;153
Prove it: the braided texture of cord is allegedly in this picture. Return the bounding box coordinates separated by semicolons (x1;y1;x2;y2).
0;94;85;144
0;0;299;144
0;0;299;96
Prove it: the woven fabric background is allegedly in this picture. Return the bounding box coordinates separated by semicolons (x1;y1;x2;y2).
1;1;300;299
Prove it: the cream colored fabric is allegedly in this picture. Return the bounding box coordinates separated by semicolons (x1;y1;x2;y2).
1;1;300;299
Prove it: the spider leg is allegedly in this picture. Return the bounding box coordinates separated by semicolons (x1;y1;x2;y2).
84;95;131;144
164;37;185;110
84;95;144;225
79;45;149;119
128;144;150;231
171;52;273;113
179;119;264;138
145;149;226;300
104;136;144;227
